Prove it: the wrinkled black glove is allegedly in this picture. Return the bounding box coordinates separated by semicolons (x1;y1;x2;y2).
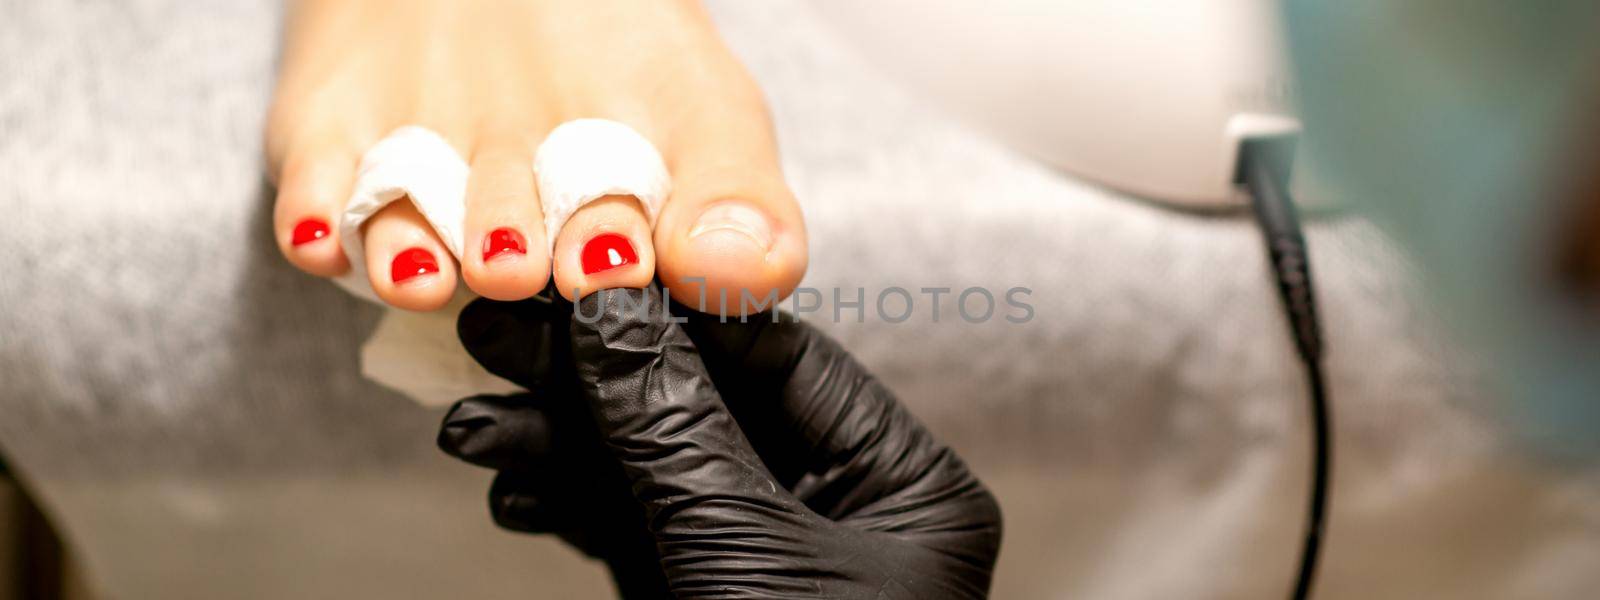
439;286;1002;598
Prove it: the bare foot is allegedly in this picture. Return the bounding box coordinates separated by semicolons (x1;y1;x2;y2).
266;0;806;312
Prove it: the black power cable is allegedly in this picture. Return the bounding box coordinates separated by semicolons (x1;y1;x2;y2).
1238;136;1332;600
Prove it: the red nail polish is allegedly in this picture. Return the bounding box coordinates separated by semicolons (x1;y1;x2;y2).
482;228;527;262
581;233;638;275
291;218;330;246
391;247;440;283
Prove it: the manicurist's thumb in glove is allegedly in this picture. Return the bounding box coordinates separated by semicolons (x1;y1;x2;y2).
439;285;1002;599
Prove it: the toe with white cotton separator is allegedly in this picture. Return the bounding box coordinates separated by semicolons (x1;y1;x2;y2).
533;118;671;253
333;126;471;303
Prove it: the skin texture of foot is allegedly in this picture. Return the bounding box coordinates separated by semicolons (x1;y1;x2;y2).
266;0;806;313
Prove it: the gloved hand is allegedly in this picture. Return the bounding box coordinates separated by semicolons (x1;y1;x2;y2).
438;285;1002;598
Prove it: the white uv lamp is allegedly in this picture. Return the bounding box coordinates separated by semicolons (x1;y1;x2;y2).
811;1;1302;207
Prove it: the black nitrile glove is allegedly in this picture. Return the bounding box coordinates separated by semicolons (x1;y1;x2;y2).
439;286;1002;599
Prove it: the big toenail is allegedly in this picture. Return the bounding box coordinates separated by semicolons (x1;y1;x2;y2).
689;202;773;250
483;228;527;262
392;247;440;283
291;218;331;246
580;233;638;275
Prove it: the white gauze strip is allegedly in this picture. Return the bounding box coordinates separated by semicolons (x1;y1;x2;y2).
333;126;470;302
534;119;671;252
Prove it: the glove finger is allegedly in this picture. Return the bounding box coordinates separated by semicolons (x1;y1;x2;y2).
457;289;574;391
487;470;562;533
438;394;554;471
570;286;819;541
669;308;818;484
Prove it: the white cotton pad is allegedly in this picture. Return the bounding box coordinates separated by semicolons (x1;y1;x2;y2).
333;126;470;302
534;119;671;252
327;126;490;407
359;295;523;407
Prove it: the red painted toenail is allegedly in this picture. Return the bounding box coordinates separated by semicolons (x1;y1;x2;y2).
482;228;526;262
291;218;330;246
391;247;440;283
581;233;638;275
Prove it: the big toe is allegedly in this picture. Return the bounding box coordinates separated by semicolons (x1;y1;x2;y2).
653;87;807;316
655;173;807;317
